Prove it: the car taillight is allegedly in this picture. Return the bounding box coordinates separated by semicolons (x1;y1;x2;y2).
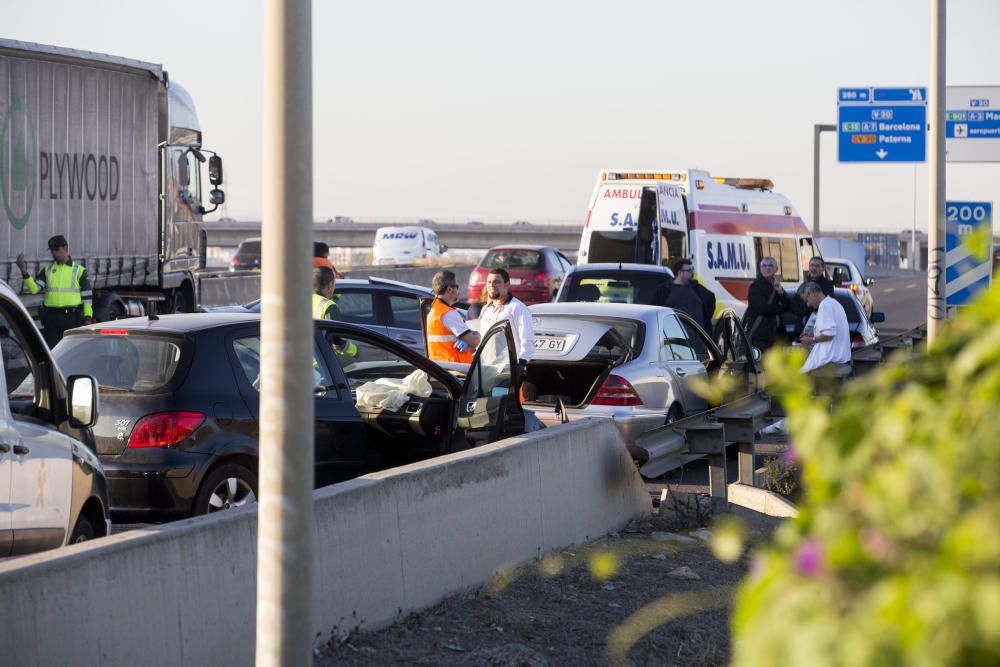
591;375;642;406
231;257;241;267
127;411;206;449
850;332;866;350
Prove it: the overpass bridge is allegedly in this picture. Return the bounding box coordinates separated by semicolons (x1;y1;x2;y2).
203;220;585;255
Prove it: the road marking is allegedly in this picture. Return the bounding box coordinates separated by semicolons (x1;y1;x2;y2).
906;284;917;289
883;287;896;293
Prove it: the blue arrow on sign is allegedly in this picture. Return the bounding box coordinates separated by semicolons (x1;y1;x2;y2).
838;87;927;163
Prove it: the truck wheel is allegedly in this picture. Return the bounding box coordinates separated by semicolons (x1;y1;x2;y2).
69;515;95;544
94;293;127;322
171;286;194;313
193;464;258;516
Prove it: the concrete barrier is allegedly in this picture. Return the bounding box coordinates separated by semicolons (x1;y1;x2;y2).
0;419;647;666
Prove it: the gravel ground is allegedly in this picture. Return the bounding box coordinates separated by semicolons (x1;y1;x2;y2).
317;502;779;667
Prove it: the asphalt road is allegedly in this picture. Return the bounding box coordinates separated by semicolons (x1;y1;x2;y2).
867;270;927;335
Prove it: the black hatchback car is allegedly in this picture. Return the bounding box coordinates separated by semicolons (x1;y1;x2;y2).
51;313;524;522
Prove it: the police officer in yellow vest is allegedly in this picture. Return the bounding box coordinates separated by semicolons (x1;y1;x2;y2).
426;270;480;363
312;266;357;357
16;235;93;348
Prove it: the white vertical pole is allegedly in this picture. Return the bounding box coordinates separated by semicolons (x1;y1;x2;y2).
257;0;314;664
927;0;946;342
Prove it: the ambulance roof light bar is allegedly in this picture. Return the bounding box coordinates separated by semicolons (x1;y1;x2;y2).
603;171;686;182
712;177;775;191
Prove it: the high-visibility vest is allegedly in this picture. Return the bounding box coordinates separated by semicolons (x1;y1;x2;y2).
427;298;473;363
43;262;85;308
312;293;335;320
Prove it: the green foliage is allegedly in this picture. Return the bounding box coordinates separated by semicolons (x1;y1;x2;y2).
731;284;1000;667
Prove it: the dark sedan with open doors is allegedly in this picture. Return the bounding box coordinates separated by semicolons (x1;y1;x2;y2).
50;313;525;522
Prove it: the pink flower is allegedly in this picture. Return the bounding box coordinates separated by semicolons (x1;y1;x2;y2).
794;538;824;577
782;442;798;465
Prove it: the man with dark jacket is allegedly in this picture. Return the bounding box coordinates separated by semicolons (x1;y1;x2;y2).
742;256;791;352
661;259;716;332
790;256;835;337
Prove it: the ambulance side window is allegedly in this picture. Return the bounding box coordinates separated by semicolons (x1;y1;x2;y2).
754;237;799;282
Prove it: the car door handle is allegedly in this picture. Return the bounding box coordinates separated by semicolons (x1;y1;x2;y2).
396;335;417;344
0;443;9;453
12;444;29;455
674;369;687;377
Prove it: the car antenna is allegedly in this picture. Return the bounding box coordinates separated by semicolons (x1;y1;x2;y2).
618;261;622;271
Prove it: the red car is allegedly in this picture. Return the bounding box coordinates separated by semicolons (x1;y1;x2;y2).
468;245;573;306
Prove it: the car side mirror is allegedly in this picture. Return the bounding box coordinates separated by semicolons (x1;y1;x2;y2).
751;347;762;362
440;244;448;253
865;277;874;286
67;374;98;427
209;155;224;186
209;188;225;206
870;312;886;323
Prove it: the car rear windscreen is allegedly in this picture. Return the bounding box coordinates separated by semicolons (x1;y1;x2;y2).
53;334;186;392
481;250;543;270
561;271;670;305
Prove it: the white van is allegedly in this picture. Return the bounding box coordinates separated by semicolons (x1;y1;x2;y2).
372;226;446;266
578;169;817;315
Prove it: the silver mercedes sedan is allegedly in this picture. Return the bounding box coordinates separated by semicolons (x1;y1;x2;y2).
524;302;759;457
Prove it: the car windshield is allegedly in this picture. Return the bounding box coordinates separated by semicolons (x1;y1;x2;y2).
481;250;543;270
561;271;669;305
52;334;185;392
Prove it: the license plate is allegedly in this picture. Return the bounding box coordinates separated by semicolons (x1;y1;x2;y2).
510;278;522;285
534;336;566;352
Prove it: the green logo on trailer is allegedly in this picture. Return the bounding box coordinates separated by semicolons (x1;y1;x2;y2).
0;99;37;230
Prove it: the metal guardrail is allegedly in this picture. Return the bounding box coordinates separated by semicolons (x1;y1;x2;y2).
637;323;929;508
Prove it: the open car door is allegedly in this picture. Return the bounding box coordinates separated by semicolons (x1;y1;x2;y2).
713;313;761;396
452;321;524;449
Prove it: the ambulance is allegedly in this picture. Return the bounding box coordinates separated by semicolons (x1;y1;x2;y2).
577;169;817;315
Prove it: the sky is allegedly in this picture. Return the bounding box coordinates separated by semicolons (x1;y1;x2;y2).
5;0;1000;235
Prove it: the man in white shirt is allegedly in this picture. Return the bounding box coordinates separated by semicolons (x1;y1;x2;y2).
798;282;852;375
478;268;534;363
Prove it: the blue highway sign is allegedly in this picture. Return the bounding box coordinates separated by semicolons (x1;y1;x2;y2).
838;87;927;163
945;200;993;307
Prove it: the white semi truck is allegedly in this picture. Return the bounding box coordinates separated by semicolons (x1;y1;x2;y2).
0;39;256;320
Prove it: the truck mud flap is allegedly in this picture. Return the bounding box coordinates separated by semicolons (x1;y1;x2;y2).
199;273;261;307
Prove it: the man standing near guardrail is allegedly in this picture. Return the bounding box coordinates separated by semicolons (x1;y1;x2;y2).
16;235;93;347
790;257;835;337
798;282;851;377
427;270;480;363
479;267;534;368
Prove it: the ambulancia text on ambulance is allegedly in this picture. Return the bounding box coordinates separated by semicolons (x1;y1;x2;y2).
577;169;817;315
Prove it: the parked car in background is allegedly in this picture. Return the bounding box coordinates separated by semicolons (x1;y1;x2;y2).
205;278;437;356
523;302;757;459
372;226;446;266
468;245;573;306
825;257;874;316
50;314;523;522
554;263;674;305
831;288;884;350
0;280;107;556
230;237;262;271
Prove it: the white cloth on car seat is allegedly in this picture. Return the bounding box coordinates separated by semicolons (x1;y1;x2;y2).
354;369;433;411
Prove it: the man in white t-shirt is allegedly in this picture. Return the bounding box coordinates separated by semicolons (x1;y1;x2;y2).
478;267;534;363
798;282;852;375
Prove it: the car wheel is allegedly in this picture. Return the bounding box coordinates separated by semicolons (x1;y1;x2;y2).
69;515;95;544
193;464;258;516
665;404;683;425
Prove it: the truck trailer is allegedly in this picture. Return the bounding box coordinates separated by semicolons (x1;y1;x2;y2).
0;39;254;321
